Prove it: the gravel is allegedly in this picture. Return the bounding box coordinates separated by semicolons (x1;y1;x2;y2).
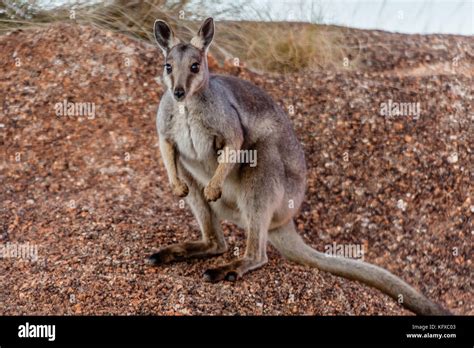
0;23;472;315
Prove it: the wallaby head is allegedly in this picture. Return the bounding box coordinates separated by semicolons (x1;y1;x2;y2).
154;17;214;101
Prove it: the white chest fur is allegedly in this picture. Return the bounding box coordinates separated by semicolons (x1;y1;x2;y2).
172;103;214;161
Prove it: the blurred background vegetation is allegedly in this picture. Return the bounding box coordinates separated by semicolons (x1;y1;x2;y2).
0;0;352;73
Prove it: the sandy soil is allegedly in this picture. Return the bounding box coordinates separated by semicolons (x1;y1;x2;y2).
0;23;472;315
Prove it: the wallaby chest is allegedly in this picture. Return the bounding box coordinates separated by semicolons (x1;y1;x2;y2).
166;103;215;162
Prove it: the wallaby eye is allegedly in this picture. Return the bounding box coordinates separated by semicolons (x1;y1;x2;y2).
190;63;200;73
165;63;172;74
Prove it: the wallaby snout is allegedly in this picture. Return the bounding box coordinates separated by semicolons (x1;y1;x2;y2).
173;86;185;101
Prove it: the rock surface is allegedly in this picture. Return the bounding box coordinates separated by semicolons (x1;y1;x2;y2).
0;23;472;315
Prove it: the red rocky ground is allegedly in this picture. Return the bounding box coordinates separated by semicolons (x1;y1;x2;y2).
0;23;472;315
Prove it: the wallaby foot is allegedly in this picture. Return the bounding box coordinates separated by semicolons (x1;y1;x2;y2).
148;241;227;265
203;256;267;282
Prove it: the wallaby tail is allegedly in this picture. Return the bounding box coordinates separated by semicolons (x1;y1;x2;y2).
269;220;451;315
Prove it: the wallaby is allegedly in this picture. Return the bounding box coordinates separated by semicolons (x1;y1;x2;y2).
148;17;451;316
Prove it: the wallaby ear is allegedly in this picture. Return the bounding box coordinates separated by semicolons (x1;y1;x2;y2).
190;17;214;51
154;20;179;54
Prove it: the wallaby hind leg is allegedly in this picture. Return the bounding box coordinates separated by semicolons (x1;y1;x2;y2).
203;211;270;282
203;164;283;282
148;166;227;265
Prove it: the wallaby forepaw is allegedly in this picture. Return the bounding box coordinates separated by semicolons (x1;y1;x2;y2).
204;184;221;201
172;181;189;197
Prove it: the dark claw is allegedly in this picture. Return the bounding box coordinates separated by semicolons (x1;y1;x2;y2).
210;191;221;201
178;185;189;197
203;268;224;283
225;271;238;282
204;268;239;283
147;252;165;265
147;250;177;265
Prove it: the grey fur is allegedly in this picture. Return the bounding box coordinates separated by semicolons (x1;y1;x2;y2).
148;18;451;315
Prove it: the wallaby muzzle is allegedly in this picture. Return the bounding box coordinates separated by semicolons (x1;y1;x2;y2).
173;87;185;101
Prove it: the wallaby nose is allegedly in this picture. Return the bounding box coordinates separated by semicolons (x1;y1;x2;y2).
173;87;185;101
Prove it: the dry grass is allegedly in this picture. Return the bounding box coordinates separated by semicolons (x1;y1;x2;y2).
0;0;356;73
219;21;352;73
